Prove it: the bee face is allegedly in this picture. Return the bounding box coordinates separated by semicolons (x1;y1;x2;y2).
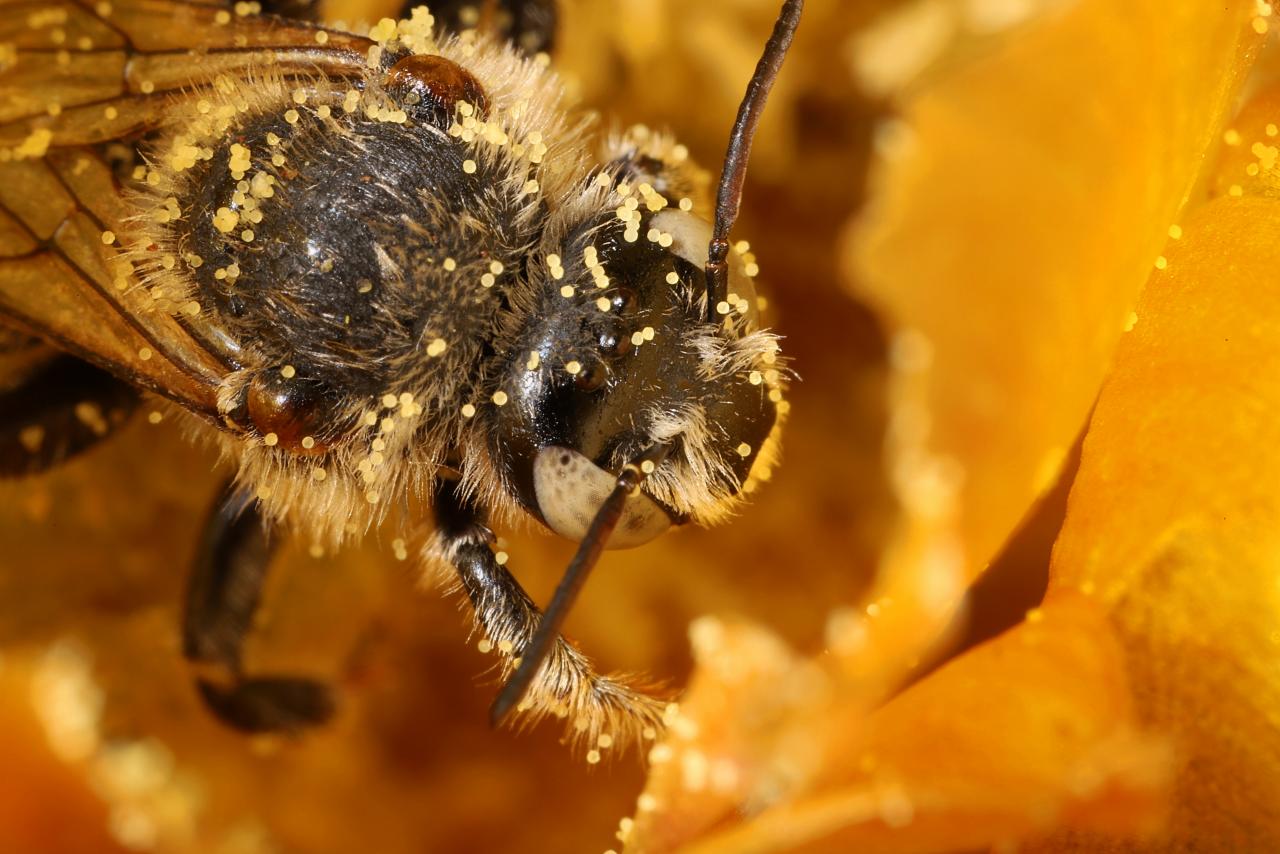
489;193;784;544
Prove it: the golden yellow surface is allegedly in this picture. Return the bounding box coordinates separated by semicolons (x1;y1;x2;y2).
2;0;1280;852
1046;195;1280;850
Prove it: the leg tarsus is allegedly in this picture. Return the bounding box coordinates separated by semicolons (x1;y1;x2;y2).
431;480;667;746
196;676;335;735
185;481;335;734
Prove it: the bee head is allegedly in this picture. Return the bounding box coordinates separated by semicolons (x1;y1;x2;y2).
484;0;801;723
488;205;784;549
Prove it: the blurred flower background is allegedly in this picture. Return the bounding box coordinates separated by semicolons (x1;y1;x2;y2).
1;0;1278;851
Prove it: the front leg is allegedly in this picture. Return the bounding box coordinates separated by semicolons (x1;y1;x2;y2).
184;481;336;733
430;479;667;750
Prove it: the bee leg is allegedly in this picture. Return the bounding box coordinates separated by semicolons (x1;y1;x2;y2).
0;351;138;477
424;0;559;56
184;481;335;733
431;480;667;743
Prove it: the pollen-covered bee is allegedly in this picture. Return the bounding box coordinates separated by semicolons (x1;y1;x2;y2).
0;0;799;746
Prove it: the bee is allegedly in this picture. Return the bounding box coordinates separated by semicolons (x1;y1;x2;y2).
0;0;799;745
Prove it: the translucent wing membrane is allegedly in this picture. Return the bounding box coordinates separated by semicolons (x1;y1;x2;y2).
0;0;377;419
0;0;374;127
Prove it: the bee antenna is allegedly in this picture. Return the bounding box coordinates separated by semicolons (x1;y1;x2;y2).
490;443;672;725
704;0;803;324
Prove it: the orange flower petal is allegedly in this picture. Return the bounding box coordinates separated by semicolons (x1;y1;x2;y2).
628;597;1167;853
849;0;1263;596
1212;82;1280;200
1048;194;1280;849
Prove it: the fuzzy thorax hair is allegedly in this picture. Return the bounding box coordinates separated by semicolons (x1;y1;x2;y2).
124;19;788;545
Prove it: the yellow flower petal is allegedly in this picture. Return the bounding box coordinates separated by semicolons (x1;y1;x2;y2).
850;0;1263;595
1049;195;1280;848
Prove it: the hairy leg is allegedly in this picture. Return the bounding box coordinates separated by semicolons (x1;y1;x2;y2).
429;478;667;749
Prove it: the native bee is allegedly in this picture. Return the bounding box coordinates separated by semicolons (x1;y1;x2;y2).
0;0;799;746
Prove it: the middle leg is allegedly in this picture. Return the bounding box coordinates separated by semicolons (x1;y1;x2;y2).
184;481;337;734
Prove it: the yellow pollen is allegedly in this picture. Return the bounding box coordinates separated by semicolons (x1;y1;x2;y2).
462;159;477;174
281;365;296;378
100;230;115;245
263;432;279;446
565;360;582;375
737;442;752;457
427;338;447;357
212;207;239;233
301;436;316;449
461;403;477;418
492;390;508;406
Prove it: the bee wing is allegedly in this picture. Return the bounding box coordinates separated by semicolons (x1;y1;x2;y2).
0;0;376;419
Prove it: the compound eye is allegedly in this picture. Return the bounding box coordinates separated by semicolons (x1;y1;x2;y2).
385;54;488;126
